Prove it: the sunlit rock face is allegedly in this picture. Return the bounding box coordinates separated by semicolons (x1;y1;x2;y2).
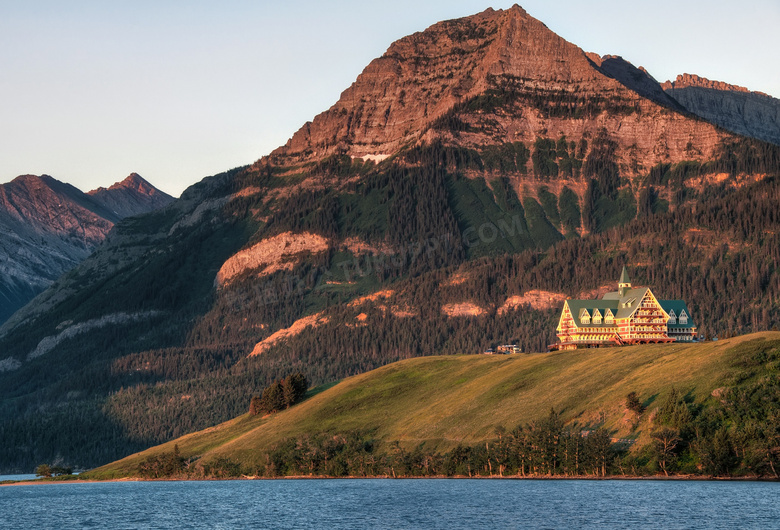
270;6;727;173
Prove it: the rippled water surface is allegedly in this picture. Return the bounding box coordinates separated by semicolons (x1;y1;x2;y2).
0;474;36;482
1;479;778;529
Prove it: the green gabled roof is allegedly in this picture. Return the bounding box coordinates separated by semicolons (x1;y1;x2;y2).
572;287;653;323
564;284;696;331
603;284;648;301
564;299;619;327
659;300;696;329
619;266;631;285
614;287;651;319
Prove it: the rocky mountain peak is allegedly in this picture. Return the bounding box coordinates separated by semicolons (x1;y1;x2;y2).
662;73;769;97
1;175;90;225
268;5;726;172
11;174;49;187
269;5;617;164
113;172;147;189
663;74;780;146
89;172;161;196
6;174;70;196
88;173;174;219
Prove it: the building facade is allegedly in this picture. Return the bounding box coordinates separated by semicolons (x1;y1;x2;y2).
553;267;697;350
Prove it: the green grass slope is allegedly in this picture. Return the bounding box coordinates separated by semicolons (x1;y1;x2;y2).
85;332;779;479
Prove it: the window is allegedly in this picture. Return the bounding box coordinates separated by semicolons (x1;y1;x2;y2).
593;309;602;324
668;309;676;324
580;309;590;325
680;310;688;325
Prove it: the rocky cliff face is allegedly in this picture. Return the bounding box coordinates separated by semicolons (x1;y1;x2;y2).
0;174;174;323
663;74;780;146
270;5;727;175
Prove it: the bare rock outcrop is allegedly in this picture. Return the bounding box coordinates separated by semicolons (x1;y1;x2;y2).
215;232;330;287
249;312;330;356
442;302;486;317
498;290;567;313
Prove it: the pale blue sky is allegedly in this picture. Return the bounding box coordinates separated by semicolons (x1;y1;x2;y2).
1;1;778;196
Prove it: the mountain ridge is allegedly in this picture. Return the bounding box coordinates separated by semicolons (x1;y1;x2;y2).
663;73;780;146
269;5;727;178
0;173;174;324
662;73;772;97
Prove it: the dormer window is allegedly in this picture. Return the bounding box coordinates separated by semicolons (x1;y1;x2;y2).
679;310;688;325
580;309;591;325
668;310;677;325
605;309;614;324
592;309;602;324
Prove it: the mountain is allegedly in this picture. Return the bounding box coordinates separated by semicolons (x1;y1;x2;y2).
0;173;174;324
84;332;780;479
87;173;174;219
0;5;779;473
662;73;780;146
271;6;725;172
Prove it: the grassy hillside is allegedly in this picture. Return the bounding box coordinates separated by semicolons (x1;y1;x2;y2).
85;331;780;479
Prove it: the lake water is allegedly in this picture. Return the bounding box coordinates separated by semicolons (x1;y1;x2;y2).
1;478;778;529
0;474;37;482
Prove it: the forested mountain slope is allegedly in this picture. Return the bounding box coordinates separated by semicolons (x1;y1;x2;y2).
0;6;778;472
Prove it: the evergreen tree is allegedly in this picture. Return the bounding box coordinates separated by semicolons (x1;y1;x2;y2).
34;464;52;478
281;373;309;408
260;381;285;413
652;428;682;476
626;392;644;414
584;428;613;477
249;395;262;416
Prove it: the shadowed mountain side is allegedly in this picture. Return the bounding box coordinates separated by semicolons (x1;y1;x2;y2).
588;54;685;113
664;74;780;146
0;174;174;324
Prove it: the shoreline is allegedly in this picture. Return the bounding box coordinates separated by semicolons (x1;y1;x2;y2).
3;474;777;486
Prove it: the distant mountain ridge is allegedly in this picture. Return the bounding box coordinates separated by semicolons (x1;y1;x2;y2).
0;173;174;323
663;73;780;146
87;173;173;219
